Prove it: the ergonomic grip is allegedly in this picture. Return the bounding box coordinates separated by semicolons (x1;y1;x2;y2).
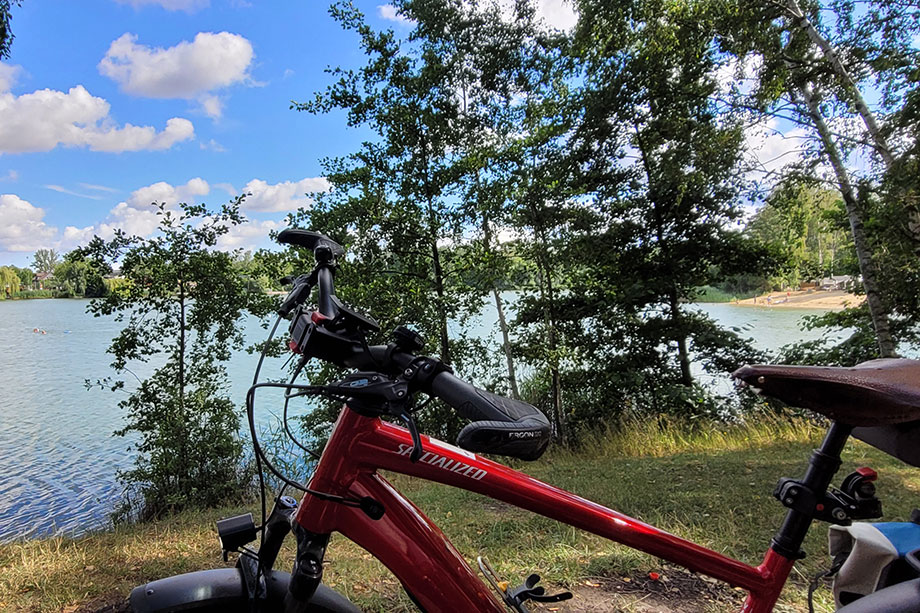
429;371;551;461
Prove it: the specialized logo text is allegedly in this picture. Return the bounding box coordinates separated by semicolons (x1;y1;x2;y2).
396;444;488;480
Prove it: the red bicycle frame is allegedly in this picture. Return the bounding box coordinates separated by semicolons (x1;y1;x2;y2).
295;406;796;612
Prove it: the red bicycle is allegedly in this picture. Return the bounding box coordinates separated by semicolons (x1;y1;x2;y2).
129;229;920;612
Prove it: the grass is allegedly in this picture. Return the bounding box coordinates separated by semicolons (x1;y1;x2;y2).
3;417;920;612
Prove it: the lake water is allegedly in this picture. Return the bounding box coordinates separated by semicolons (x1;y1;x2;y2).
0;298;832;542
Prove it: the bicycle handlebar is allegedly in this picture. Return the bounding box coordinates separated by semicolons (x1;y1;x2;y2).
277;227;551;461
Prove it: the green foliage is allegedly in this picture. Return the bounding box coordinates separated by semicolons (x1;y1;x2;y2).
0;0;21;60
16;289;53;299
15;266;32;287
79;199;275;519
745;180;856;288
278;0;772;451
695;285;758;303
0;265;21;298
52;256;108;298
31;248;59;276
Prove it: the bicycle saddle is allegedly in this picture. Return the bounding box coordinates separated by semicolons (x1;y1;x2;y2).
732;359;920;427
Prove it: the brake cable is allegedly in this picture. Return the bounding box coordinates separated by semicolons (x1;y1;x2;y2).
246;382;385;520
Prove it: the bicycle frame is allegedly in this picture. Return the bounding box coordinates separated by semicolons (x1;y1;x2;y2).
295;405;797;612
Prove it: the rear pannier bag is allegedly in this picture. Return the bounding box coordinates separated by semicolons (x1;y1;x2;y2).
830;521;920;607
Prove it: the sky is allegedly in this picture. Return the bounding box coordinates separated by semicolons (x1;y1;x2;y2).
2;0;808;270
0;0;569;267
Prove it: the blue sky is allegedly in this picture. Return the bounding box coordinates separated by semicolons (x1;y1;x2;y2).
0;0;418;267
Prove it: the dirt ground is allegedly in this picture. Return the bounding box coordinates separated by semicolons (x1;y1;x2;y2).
77;565;743;613
733;289;863;310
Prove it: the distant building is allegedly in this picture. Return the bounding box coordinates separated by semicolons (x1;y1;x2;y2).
820;275;853;291
33;272;52;291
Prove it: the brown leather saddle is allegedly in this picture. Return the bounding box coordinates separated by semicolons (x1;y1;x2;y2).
732;358;920;427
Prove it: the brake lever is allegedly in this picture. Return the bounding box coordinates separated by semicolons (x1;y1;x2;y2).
395;410;424;463
278;275;313;317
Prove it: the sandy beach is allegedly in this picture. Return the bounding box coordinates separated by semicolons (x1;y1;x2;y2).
731;289;865;309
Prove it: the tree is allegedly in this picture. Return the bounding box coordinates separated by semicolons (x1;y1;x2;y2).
0;265;20;298
290;0;521;441
0;0;22;60
15;266;32;289
715;0;920;359
53;254;107;298
746;180;854;286
80;199;274;518
550;0;765;430
31;248;60;276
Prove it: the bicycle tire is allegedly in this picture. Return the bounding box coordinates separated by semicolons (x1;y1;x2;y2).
129;568;361;613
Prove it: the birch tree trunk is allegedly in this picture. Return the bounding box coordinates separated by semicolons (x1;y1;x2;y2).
798;84;899;358
783;0;920;245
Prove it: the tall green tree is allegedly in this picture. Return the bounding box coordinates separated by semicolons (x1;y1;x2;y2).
746;180;854;286
0;265;20;297
80;200;274;518
554;0;765;427
31;248;59;276
289;0;527;440
53;254;107;298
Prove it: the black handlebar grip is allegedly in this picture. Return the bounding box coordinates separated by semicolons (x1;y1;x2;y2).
429;371;545;425
430;371;551;461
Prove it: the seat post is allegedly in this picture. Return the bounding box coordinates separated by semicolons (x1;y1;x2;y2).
771;421;853;560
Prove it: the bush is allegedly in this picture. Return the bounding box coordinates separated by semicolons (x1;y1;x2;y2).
14;289;54;299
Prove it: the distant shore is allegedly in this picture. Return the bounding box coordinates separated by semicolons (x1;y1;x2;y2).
730;289;864;310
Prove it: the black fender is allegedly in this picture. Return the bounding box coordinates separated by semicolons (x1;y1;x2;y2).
129;568;361;612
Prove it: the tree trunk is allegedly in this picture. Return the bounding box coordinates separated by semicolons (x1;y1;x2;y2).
536;262;565;444
177;278;189;493
783;0;920;245
798;85;899;358
783;0;894;166
481;216;520;399
492;287;521;399
634;124;694;386
430;234;452;365
669;290;693;387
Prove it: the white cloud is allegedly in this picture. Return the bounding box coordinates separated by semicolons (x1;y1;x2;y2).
535;0;577;31
114;0;209;12
79;182;119;193
0;62;22;92
0;194;58;252
78;177;213;240
199;94;223;119
199;138;227;152
240;177;331;212
15;177;327;253
99;32;254;118
44;184;105;200
215;218;284;251
214;182;238;196
0;169;18;182
744;118;810;179
378;4;414;25
0;85;195;154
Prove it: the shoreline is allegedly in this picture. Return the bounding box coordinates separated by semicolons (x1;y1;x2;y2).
716;289;865;310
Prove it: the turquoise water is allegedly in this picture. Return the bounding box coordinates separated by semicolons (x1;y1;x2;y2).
0;297;835;542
